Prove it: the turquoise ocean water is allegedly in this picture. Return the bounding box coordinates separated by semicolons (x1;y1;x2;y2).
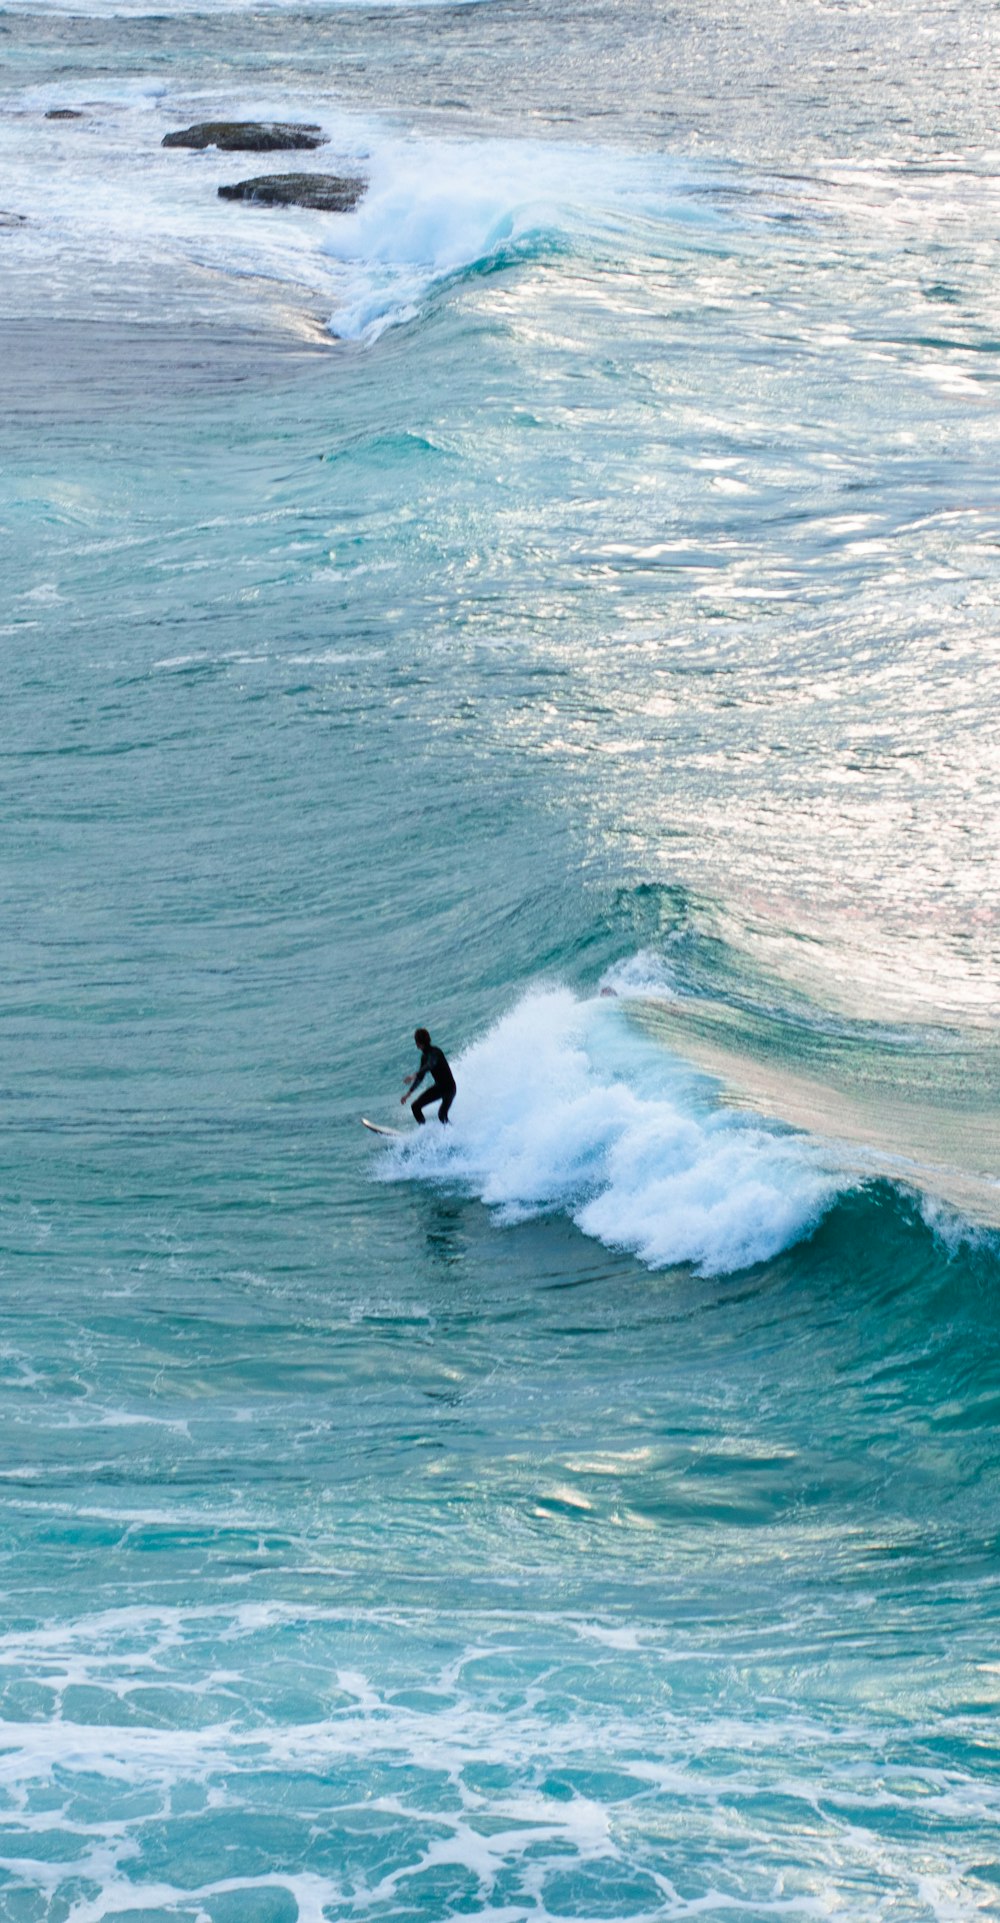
2;1;1000;1916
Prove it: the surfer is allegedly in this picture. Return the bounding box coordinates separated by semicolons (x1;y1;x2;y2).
402;1027;457;1125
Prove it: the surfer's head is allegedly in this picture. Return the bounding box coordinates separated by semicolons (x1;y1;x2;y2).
414;1027;431;1049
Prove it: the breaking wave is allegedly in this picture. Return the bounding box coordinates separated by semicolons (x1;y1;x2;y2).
376;975;841;1276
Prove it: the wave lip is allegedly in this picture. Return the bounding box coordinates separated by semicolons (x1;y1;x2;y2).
380;985;839;1276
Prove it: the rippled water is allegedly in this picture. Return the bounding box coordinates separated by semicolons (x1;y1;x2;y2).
2;1;1000;1918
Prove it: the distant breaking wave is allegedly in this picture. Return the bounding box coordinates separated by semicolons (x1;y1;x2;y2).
321;136;701;340
7;91;715;344
5;0;496;15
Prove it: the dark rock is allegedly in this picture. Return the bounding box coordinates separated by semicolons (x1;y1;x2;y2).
163;121;327;152
45;109;84;120
0;212;27;229
217;172;366;212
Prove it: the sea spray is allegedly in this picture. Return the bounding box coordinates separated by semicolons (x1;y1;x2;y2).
321;138;585;339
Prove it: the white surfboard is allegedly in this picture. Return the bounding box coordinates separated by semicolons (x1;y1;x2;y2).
361;1118;403;1138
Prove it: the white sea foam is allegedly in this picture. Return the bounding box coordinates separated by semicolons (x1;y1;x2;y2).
0;1602;991;1923
377;979;840;1275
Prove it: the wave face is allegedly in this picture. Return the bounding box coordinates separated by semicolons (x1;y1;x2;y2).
381;976;840;1275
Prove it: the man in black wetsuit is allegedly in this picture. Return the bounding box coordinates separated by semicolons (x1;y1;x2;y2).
402;1027;457;1124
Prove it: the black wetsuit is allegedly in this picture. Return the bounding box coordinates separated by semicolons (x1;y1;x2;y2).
410;1043;456;1124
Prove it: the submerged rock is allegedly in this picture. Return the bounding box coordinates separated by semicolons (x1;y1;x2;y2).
163;121;327;152
45;109;84;120
217;172;366;212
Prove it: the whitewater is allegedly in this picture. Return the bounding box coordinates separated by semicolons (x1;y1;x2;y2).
2;0;1000;1918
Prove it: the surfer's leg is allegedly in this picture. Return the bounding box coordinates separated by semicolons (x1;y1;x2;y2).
414;1082;452;1124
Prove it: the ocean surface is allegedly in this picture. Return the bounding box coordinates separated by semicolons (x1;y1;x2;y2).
2;1;1000;1917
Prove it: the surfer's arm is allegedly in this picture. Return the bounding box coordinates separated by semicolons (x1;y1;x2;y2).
401;1059;429;1102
